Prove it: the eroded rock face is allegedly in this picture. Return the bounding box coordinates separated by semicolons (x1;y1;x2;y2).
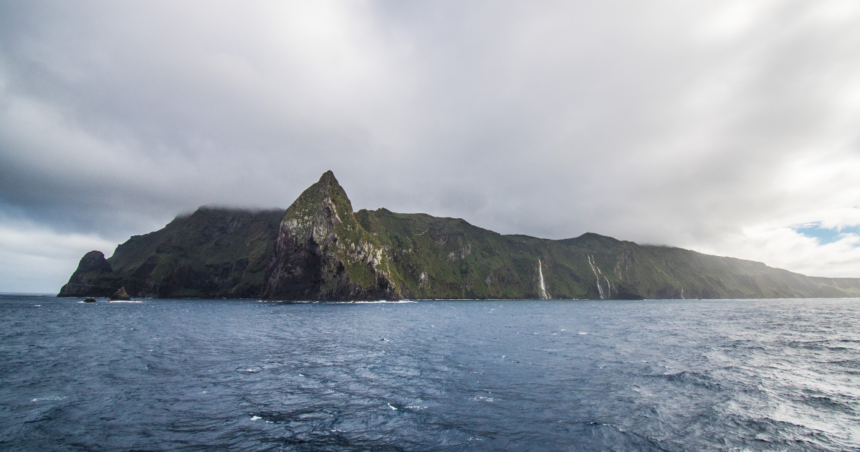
58;251;120;297
263;171;400;300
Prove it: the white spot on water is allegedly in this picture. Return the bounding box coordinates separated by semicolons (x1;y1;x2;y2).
32;396;66;402
250;416;262;421
387;403;398;410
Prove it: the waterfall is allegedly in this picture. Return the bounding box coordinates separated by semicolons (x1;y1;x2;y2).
587;255;605;299
538;259;549;300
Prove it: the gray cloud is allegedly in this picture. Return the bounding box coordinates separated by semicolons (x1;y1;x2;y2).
2;0;860;290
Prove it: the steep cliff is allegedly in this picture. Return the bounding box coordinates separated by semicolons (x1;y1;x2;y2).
263;171;399;300
58;171;860;300
353;210;860;300
58;251;120;297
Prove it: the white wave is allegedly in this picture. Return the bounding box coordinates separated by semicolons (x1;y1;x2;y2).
332;300;417;304
31;396;66;402
250;416;262;421
109;300;143;303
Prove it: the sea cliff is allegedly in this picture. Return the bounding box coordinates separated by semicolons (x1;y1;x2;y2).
59;171;860;300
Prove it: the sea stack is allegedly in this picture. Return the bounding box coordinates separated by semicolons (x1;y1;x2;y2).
110;287;131;301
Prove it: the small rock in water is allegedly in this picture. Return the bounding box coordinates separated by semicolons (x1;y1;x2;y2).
83;298;96;303
110;287;131;301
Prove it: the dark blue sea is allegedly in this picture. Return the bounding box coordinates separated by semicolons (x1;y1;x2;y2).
1;295;858;451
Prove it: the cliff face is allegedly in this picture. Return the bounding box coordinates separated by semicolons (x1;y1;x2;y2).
59;171;860;300
263;171;399;300
350;211;860;300
58;251;120;297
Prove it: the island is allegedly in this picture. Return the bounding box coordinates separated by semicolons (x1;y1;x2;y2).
59;171;860;300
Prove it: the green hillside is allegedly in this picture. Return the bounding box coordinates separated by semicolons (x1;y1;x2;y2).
100;207;282;298
59;171;860;300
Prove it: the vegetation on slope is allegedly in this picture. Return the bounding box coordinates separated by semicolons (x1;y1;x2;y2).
107;207;283;298
59;171;860;300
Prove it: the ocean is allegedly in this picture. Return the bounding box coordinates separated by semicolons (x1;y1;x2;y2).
1;295;858;451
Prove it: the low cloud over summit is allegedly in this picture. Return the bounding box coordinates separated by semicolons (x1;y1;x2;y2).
1;1;860;292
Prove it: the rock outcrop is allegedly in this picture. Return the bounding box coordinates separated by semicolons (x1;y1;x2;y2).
110;286;132;301
263;171;399;300
58;251;121;297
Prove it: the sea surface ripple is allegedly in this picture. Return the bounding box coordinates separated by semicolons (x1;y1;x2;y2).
1;295;858;451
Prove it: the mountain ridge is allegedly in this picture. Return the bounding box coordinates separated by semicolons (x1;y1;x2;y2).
59;171;860;300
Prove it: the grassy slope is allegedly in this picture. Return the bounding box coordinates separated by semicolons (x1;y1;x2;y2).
90;170;860;300
108;207;284;298
356;209;860;299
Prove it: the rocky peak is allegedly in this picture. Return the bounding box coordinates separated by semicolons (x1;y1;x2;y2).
286;171;352;217
264;171;400;300
76;251;114;274
57;250;120;297
281;171;357;245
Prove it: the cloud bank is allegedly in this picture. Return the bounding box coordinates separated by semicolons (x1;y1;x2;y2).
1;0;859;291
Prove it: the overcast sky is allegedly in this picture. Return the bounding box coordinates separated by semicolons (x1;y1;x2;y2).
1;0;860;293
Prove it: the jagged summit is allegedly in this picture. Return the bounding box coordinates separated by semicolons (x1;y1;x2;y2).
263;170;399;300
58;171;860;300
319;169;338;185
282;170;354;229
288;170;350;209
